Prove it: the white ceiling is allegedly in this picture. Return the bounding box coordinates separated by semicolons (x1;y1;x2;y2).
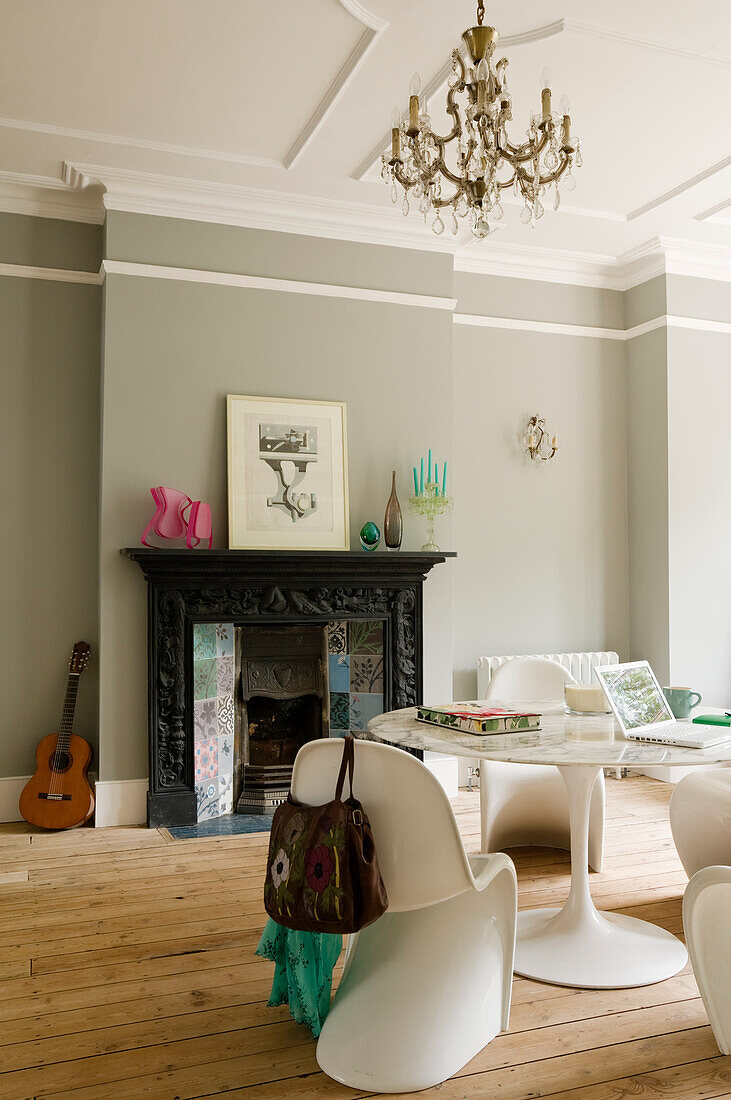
1;0;730;270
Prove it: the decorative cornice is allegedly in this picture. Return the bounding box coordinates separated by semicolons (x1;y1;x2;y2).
0;170;104;224
0;261;102;285
65;162;461;253
102;259;457;311
0;165;726;293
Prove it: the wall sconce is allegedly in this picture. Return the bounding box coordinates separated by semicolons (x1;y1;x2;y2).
524;414;559;462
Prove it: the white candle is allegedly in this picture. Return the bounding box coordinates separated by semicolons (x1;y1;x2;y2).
564;683;611;714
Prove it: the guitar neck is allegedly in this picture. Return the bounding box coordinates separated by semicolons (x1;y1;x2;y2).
57;674;80;751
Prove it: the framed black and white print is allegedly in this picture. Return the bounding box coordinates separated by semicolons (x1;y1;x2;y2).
227;394;349;550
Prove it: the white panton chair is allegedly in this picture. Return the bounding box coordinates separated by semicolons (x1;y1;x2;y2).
291;737;517;1094
684;865;731;1053
482;656;605;871
670;766;731;878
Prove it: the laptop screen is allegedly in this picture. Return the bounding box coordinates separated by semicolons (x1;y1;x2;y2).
598;664;674;730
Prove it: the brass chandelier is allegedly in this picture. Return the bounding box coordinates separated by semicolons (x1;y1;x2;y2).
382;0;582;238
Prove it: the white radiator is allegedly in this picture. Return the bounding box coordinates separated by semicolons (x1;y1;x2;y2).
477;651;619;698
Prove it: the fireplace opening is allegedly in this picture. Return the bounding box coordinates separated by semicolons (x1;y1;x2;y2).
247;696;322;767
236;623;328;815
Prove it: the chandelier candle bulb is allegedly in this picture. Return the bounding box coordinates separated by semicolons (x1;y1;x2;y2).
540;68;552;122
390;107;402;161
477;59;488;112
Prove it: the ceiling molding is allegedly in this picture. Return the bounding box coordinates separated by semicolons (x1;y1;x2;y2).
0;170;104;224
334;0;386;32
284;13;388;170
695;198;731;227
102;258;456;311
627;157;731;221
565;20;731;68
59;163;731;289
0;260;102;285
454;241;626;290
63;162;461;253
661;237;731;283
0;115;282;173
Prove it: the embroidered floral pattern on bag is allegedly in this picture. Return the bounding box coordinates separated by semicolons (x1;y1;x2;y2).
265;810;347;925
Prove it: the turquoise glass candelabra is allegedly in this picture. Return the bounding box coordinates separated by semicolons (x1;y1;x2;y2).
409;480;453;552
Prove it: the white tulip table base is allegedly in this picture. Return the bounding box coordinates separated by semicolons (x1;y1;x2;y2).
513;764;688;989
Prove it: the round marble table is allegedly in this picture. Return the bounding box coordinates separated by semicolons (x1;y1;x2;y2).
365;704;731;989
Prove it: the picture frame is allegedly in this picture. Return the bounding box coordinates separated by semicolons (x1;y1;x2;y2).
227;394;349;551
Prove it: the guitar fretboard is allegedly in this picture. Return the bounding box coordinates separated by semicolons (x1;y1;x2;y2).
57;674;80;753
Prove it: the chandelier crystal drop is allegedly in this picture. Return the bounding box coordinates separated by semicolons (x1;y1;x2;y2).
382;0;582;239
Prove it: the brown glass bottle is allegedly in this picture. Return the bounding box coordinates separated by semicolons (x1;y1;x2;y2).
384;471;403;551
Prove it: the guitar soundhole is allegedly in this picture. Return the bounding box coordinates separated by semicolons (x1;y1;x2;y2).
50;751;72;773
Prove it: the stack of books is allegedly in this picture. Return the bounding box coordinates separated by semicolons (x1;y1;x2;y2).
416;702;542;735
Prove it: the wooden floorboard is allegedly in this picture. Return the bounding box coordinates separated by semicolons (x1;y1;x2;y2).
1;777;730;1099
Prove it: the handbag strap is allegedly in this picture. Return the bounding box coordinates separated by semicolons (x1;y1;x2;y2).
334;734;355;801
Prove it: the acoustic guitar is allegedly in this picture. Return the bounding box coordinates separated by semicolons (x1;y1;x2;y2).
19;642;95;830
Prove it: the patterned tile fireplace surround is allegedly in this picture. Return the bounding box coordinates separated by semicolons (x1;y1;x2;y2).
191;617;385;823
125;550;450;828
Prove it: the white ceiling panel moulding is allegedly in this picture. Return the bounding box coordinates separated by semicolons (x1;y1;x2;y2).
565;21;731;68
284;2;388;170
695;199;731;227
0;115;282;172
627;157;731;221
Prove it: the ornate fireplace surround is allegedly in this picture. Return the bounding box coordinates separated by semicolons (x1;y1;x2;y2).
124;549;451;827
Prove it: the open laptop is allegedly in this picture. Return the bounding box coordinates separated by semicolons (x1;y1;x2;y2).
595;660;731;749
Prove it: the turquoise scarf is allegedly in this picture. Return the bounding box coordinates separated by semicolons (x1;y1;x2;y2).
256;918;342;1037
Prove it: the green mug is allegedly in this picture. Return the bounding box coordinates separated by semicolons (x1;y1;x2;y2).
663;686;702;720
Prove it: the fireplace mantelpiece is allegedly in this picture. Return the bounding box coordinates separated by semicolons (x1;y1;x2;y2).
123;549;454;827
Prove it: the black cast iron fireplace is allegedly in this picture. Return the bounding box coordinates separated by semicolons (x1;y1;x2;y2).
124;549;452;828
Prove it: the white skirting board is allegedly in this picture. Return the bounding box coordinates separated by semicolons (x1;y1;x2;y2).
0;776;29;823
94;779;148;827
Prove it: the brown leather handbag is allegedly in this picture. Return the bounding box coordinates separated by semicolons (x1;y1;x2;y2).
264;735;388;934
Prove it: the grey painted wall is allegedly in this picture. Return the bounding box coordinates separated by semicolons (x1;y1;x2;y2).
0;211;101;273
667;327;731;704
452;321;629;699
2;271;101;776
627;328;670;682
99;259;454;780
5;207;728;789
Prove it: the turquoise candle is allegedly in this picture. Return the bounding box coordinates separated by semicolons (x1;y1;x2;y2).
428;448;432;483
412;466;419;497
434;463;439;494
420;458;424;494
442;460;447;496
